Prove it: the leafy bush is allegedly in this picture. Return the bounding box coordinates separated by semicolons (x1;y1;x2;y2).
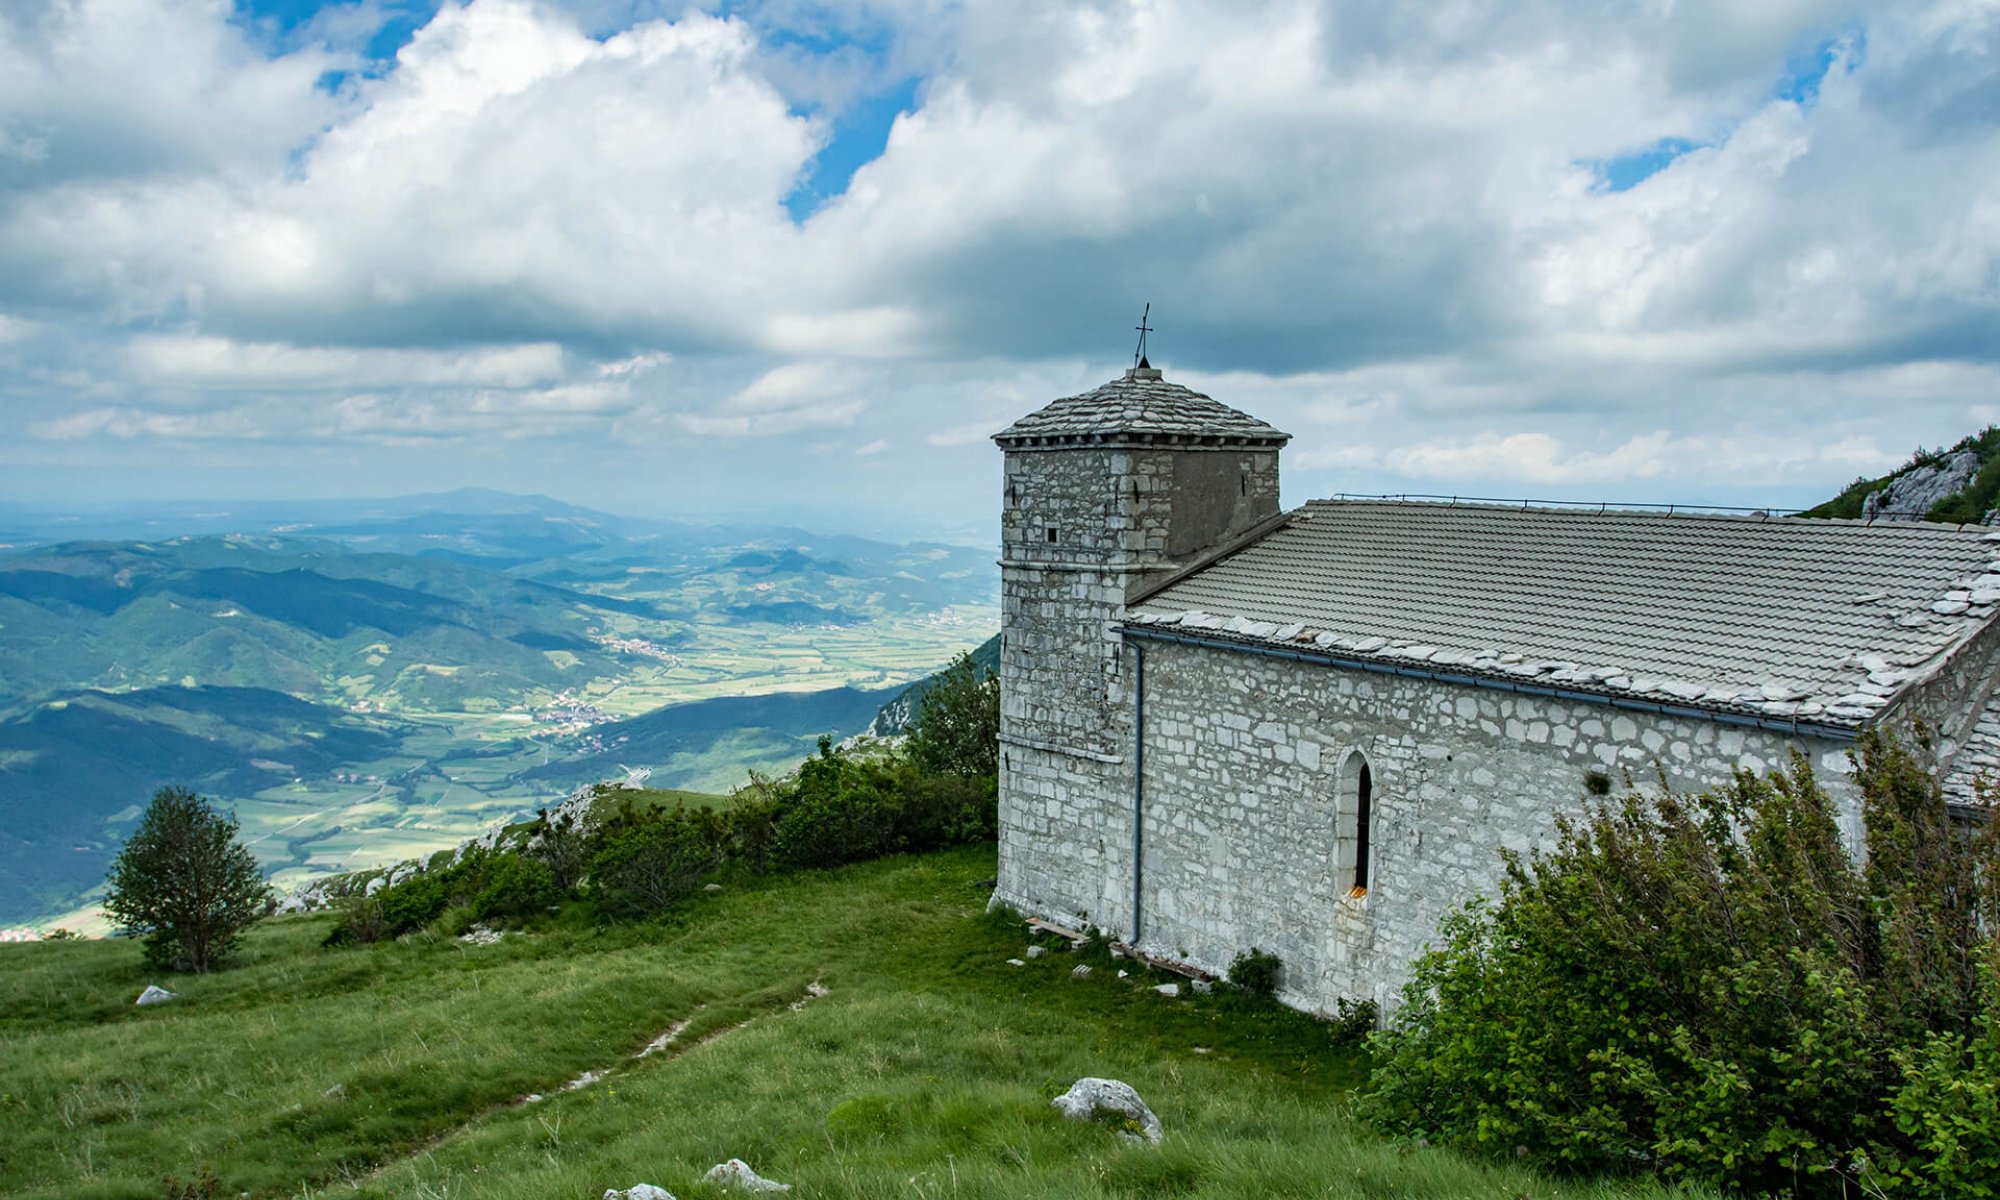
587;805;726;917
773;740;900;869
771;738;998;870
468;852;561;923
1880;963;2000;1197
1328;996;1378;1042
104;785;269;973
1365;733;2000;1198
376;871;450;935
1227;949;1283;999
727;783;782;875
905;650;1000;778
331;894;390;945
526;805;592;891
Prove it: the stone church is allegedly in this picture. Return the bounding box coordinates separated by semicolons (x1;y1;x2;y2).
990;364;2000;1015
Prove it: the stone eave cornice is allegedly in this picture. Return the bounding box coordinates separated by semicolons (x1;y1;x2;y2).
1118;623;1870;742
994;431;1291;451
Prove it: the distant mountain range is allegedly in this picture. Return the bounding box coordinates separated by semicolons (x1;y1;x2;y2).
0;491;997;926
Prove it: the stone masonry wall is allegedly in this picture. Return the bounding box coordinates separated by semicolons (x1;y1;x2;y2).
1888;613;2000;770
1114;639;1860;1016
995;441;1280;930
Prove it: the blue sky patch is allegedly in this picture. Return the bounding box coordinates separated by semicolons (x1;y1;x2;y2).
235;0;438;63
1591;137;1704;192
783;76;921;222
1776;33;1859;104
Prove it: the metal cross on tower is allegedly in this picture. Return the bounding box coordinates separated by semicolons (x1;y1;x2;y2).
1133;303;1154;369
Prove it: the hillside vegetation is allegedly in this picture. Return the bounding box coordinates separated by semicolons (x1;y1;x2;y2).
868;634;1000;737
1802;426;2000;523
0;844;1701;1200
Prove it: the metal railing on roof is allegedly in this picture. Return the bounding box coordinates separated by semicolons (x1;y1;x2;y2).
1321;492;1971;524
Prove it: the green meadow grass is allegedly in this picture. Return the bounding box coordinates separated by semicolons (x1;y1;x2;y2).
0;846;1706;1200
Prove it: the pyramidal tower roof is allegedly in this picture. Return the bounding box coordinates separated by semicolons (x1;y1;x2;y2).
992;366;1291;449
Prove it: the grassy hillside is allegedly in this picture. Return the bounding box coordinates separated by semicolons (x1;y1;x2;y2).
0;844;1698;1200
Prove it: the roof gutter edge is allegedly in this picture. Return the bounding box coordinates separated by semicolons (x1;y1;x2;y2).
1118;625;1862;743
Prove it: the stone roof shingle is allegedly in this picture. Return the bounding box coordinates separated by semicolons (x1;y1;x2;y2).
994;368;1290;447
1129;499;2000;730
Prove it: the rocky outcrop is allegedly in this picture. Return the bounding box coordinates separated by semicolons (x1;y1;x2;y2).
1863;450;1982;522
602;1186;674;1200
1051;1077;1164;1144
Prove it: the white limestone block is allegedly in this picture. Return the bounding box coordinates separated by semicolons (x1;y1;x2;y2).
1051;1078;1164;1145
702;1160;790;1194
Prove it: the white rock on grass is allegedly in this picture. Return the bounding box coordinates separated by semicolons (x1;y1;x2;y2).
1051;1077;1164;1145
135;985;175;1005
1154;983;1180;998
1026;945;1048;959
603;1186;675;1200
702;1159;791;1193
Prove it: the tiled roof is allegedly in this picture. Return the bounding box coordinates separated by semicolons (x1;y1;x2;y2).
993;368;1290;447
1128;499;2000;729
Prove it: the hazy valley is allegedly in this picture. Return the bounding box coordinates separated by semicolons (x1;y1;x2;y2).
0;491;997;929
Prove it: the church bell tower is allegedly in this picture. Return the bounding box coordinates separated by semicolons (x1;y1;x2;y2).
989;361;1290;934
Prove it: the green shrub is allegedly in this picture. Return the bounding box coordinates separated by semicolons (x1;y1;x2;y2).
891;770;998;851
727;785;782;875
468;853;561;924
772;739;899;869
905;650;1000;778
1227;949;1283;999
329;895;390;945
766;737;998;871
1878;960;2000;1196
1365;733;2000;1197
376;871;451;936
526;805;592;891
587;805;725;917
1329;996;1378;1042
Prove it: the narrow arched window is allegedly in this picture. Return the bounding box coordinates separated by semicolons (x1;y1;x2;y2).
1354;761;1373;892
1336;752;1375;898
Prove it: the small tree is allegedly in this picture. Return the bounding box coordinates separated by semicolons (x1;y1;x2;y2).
104;786;269;973
905;650;1000;778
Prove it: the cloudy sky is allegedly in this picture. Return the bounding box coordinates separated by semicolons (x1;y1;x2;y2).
1;0;1996;540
